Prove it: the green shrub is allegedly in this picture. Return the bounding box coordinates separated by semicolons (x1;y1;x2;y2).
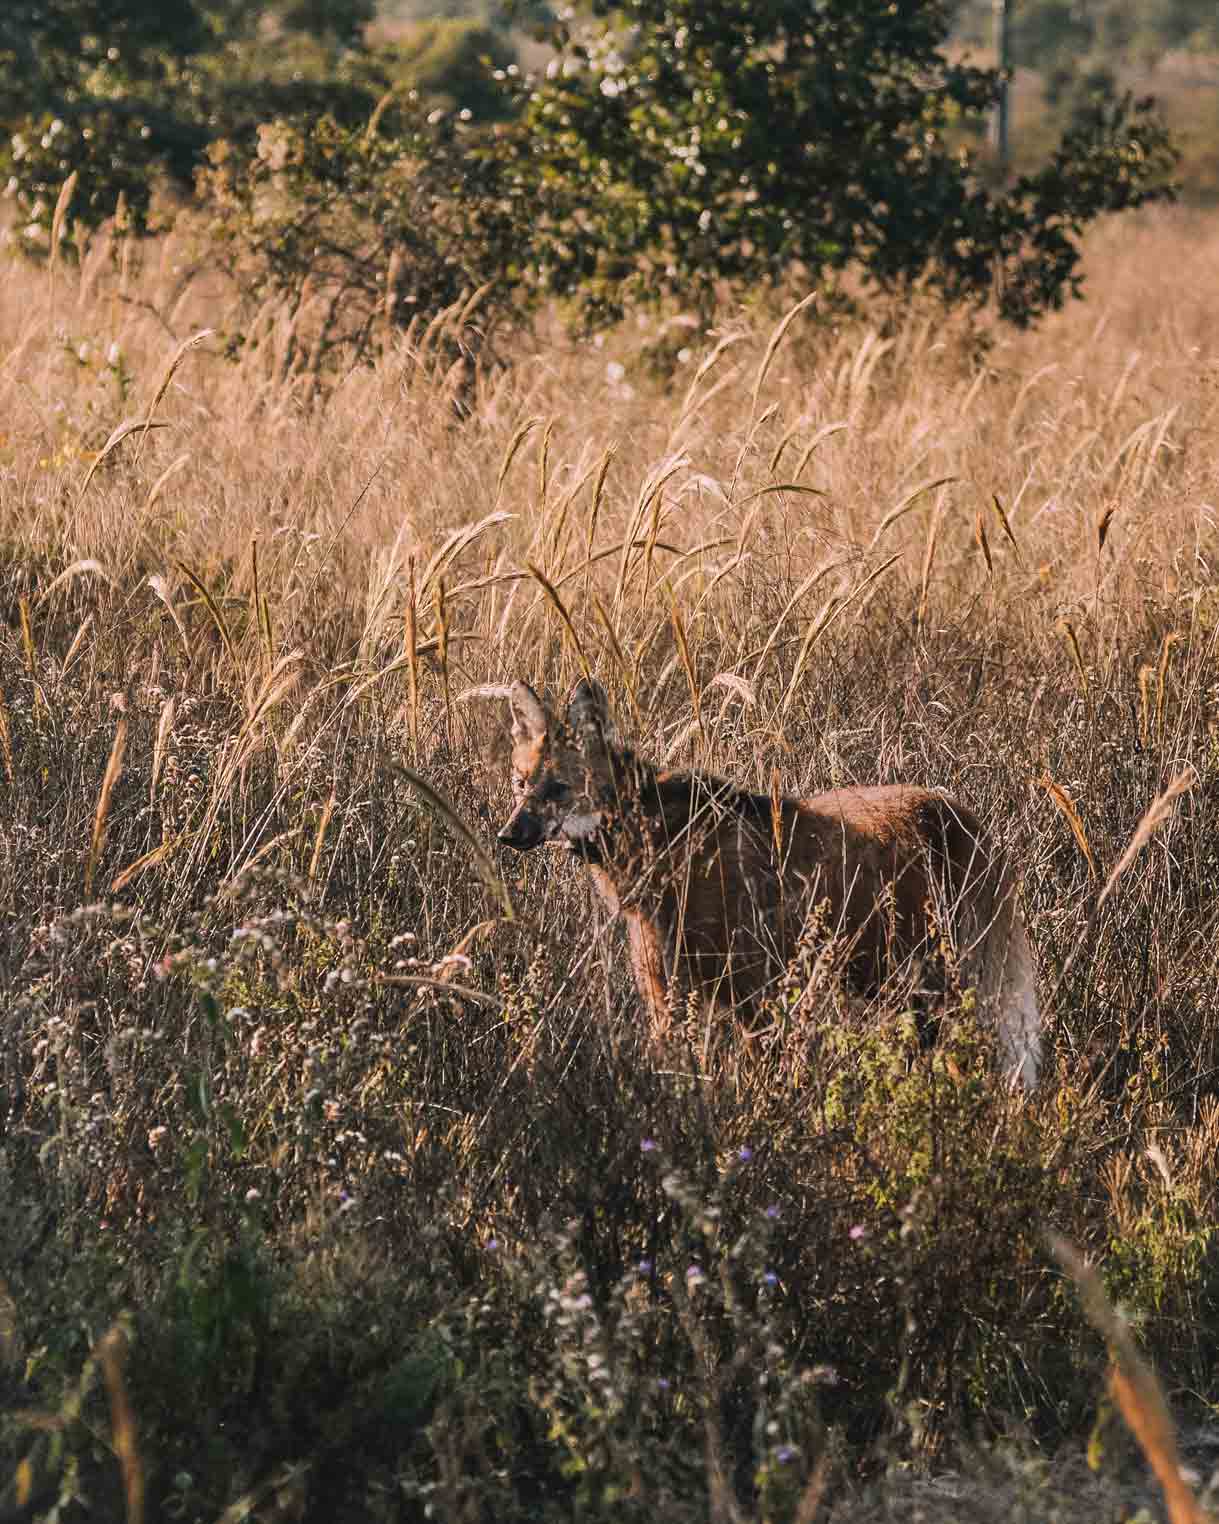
513;0;1179;330
196;108;536;379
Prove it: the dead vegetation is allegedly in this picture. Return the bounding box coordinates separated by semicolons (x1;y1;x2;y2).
3;203;1219;1520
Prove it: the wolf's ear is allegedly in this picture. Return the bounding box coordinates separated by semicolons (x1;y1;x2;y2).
507;681;551;744
567;678;617;754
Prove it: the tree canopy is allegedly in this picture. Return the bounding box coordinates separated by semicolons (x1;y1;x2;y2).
513;0;1178;328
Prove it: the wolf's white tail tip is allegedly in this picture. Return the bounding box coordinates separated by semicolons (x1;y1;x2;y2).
996;918;1042;1091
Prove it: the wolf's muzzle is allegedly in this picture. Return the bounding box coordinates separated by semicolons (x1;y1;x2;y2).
497;808;544;851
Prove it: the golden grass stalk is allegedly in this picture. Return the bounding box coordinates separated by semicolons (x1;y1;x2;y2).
142;451;190;516
97;1325;143;1524
584;444;616;601
434;576;452;746
1155;630;1180;744
308;791;337;884
455;281;493;332
538;416;555;509
1050;1235;1205;1524
222;827;303;888
60;614;93;678
669;592;705;747
975;509;993;576
146;575;189;656
78;419;171;500
495;416;542;505
405;557;420;757
750;558;851;683
669;361;745;452
18;596;36;679
47;171;78;312
259;591;274;673
527;562;591;681
85;703;129;897
737;482;826;508
111;835;186;894
365;87;395;140
1138;662;1154;747
868;476;957;551
589;595;640;725
390;763;516;922
615;455;687;610
707;671;756;709
586;445;615;549
150;697;175;807
1040;774;1097;877
770;765;785;863
767;421;803;475
377;973;504;1010
779;554;900;722
729;398;780;494
0;687;13;785
1098;768;1196;908
250;537;268;677
641;483;667;597
419;511;514;600
37;559;117;604
1097;499;1119;555
136;329;215;461
229;652;304;765
176;559;242;686
918;505;942;628
990;492;1022;560
545;459;595;571
672;331;744;441
1058;617;1089;697
749;291;817;422
790;421;848;482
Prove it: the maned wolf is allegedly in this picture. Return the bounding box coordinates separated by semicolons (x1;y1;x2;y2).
496;678;1042;1088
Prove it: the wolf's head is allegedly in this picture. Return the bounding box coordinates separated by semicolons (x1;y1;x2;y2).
497;678;619;853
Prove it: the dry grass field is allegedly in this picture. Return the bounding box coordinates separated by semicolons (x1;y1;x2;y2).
4;202;1219;1520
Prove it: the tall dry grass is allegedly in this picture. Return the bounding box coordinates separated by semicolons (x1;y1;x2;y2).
4;203;1219;1520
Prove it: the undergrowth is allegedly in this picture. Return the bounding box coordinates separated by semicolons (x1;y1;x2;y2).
3;205;1219;1520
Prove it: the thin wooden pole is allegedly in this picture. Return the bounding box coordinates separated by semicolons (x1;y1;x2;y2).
991;0;1012;172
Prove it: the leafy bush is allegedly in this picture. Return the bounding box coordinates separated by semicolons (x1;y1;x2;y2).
196;108;535;378
0;2;214;248
513;0;1179;329
0;0;388;253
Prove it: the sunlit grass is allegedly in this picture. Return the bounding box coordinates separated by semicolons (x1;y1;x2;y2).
3;202;1219;1520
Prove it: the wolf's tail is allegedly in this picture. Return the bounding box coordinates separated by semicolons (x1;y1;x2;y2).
973;879;1042;1090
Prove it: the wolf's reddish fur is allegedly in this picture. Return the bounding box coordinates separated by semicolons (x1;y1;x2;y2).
497;679;1041;1086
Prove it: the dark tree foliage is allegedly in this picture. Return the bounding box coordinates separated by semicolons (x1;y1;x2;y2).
514;0;1179;328
198;107;533;376
0;0;381;244
0;1;210;118
0;1;218;237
